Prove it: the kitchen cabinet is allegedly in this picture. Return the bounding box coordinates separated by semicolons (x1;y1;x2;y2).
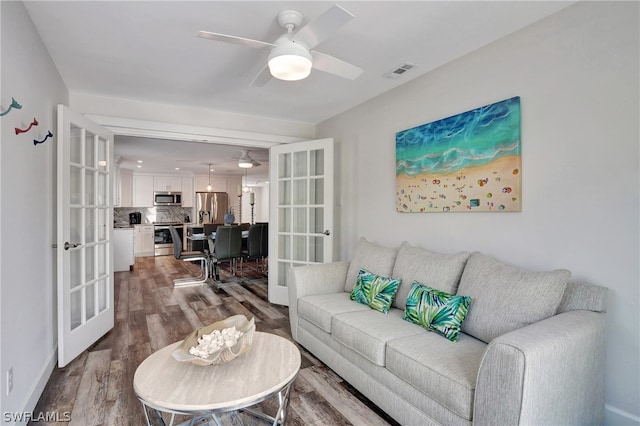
194;175;227;192
134;224;155;257
119;172;133;207
133;175;154;207
194;175;242;196
113;228;134;271
182;177;193;207
154;176;182;192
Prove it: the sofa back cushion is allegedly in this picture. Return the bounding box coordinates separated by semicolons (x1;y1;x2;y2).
345;238;399;292
458;252;570;343
391;242;470;309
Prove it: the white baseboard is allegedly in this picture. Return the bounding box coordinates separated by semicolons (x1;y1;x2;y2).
606;404;640;426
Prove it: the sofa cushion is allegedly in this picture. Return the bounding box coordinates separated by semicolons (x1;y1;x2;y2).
350;268;401;314
386;332;487;420
403;282;472;342
391;242;470;309
298;292;370;333
332;309;424;366
345;238;399;292
458;252;570;343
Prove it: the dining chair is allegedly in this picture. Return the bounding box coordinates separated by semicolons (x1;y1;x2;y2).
169;225;209;287
259;222;269;273
242;223;265;273
213;225;242;277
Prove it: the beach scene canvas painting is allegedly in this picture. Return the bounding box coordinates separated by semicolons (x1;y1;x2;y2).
396;96;521;213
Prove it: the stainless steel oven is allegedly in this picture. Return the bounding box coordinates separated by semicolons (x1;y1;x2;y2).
153;223;184;256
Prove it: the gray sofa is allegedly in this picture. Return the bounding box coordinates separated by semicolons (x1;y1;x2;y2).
288;238;607;425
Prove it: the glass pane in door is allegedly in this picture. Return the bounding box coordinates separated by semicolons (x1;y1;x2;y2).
293;151;307;177
293;236;307;261
85;169;95;205
86;284;96;321
70;125;82;164
85;131;95;168
97;208;107;241
70;166;82;205
310;149;324;176
70;248;81;290
70;289;82;330
293;207;307;233
279;153;291;178
98;278;107;312
85;245;95;282
85;209;95;243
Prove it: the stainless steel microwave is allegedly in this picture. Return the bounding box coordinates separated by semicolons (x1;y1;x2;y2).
153;191;182;206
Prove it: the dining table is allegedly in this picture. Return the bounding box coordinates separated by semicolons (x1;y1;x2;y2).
186;230;249;282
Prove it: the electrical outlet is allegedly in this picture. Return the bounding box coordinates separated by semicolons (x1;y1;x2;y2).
6;367;13;395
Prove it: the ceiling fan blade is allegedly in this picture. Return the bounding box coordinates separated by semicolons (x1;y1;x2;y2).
196;31;275;50
249;65;272;87
311;51;363;80
292;5;354;49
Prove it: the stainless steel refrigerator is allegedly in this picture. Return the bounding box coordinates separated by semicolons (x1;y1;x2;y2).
195;192;229;224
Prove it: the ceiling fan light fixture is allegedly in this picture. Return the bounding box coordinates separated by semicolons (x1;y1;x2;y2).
238;150;255;168
268;41;312;81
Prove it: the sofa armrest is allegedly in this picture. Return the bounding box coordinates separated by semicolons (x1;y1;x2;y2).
474;310;606;425
287;261;350;341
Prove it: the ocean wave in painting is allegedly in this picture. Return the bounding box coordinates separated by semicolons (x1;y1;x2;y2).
396;97;521;176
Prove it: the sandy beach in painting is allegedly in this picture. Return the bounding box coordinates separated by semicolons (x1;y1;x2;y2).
397;155;521;212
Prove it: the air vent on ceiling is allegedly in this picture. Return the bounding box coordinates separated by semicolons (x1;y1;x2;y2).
383;62;417;79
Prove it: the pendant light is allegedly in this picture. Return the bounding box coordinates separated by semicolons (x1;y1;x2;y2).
207;163;213;191
242;168;250;193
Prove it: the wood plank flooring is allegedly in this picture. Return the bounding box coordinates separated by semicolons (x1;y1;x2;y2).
30;256;399;426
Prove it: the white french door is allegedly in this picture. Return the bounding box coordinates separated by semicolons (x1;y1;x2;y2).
268;138;334;306
56;105;114;367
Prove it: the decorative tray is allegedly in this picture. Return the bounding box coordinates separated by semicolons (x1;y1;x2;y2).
172;315;255;366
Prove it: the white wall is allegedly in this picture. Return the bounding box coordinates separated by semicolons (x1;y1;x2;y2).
1;1;69;418
317;2;639;424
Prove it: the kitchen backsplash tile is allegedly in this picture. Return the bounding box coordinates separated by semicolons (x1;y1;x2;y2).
114;206;193;225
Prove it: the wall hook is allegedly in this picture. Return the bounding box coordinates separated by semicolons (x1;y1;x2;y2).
34;130;53;146
0;97;22;117
15;117;39;135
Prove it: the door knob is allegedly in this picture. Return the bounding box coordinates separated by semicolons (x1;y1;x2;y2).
323;230;331;236
64;242;81;250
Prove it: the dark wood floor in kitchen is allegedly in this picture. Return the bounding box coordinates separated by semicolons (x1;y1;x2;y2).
30;256;399;426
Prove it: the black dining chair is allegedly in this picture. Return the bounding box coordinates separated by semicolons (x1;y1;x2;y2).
259;222;268;273
169;225;209;287
242;223;266;273
212;225;242;278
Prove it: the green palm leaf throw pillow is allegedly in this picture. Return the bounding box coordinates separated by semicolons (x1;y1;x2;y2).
350;268;401;314
403;281;472;342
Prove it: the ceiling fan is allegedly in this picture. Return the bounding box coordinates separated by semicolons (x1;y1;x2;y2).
236;150;261;168
196;4;363;85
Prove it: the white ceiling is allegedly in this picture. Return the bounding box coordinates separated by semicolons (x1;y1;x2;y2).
24;1;574;179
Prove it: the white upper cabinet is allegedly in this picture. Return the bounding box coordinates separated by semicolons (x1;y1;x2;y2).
154;176;183;192
120;173;133;207
182;177;193;207
133;175;154;207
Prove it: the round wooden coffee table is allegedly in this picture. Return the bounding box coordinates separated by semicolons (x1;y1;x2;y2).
134;331;301;425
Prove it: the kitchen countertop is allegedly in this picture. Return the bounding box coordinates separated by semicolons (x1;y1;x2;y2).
115;222;194;229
